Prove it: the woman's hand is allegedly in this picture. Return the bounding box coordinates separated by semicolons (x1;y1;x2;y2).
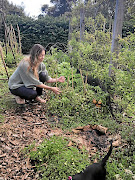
58;76;65;83
51;87;62;94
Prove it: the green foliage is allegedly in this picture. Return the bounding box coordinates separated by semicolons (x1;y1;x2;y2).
43;31;135;179
0;61;16;113
5;52;23;67
44;53;111;129
112;33;135;116
30;136;89;180
47;86;111;129
6;15;69;54
68;31;112;84
21;142;36;156
0;80;17;112
0;0;25;16
0;114;5;124
107;149;135;180
43;0;71;17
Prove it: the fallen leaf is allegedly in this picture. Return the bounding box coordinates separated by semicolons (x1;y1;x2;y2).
124;169;133;175
74;126;84;130
78;144;83;150
26;156;31;169
0;153;6;158
72;129;81;134
68;141;73;147
112;140;120;147
92;125;108;134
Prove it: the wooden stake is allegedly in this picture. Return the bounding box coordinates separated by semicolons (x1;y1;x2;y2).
0;45;9;79
0;78;8;80
79;68;84;86
72;68;74;89
56;73;57;87
67;76;69;88
85;71;88;92
17;24;22;54
85;71;88;85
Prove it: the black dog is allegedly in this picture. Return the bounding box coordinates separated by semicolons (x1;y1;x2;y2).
68;143;112;180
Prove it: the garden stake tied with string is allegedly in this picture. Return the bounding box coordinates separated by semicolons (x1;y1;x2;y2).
0;45;9;80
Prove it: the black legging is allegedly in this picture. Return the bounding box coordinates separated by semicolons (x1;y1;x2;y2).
9;72;46;100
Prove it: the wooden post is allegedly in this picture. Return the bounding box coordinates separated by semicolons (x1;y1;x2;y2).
67;76;69;88
0;45;9;80
0;9;8;55
79;68;86;93
72;68;74;89
85;71;88;91
56;72;57;87
17;24;22;54
79;69;84;87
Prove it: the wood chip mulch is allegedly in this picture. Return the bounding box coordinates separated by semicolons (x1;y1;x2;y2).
0;103;62;180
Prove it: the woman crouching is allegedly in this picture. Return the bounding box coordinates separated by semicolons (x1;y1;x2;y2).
8;44;65;104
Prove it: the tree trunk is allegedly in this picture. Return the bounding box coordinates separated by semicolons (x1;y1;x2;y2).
80;4;85;41
109;0;124;76
111;0;124;53
68;17;72;41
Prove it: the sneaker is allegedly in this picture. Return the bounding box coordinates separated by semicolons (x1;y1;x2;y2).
15;96;25;104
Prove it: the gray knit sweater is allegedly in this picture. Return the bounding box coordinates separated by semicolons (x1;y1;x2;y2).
8;60;51;89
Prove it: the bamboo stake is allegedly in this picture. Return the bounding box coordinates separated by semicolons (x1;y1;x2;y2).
85;71;88;85
72;68;74;89
0;78;8;80
84;71;88;94
8;25;16;63
2;13;8;55
79;68;85;93
79;68;84;87
11;24;18;53
0;45;9;79
67;76;69;88
17;24;22;54
56;72;57;87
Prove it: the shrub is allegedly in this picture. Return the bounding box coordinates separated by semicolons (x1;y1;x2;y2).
30;136;89;180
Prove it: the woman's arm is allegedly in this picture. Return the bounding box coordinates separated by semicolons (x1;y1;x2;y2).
46;76;65;83
36;83;61;94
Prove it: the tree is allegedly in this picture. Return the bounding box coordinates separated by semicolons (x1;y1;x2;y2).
41;0;72;17
6;15;69;53
80;3;85;41
0;0;25;16
41;4;49;15
111;0;124;53
85;0;115;20
109;0;124;76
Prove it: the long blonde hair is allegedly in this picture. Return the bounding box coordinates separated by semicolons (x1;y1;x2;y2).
25;44;45;79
